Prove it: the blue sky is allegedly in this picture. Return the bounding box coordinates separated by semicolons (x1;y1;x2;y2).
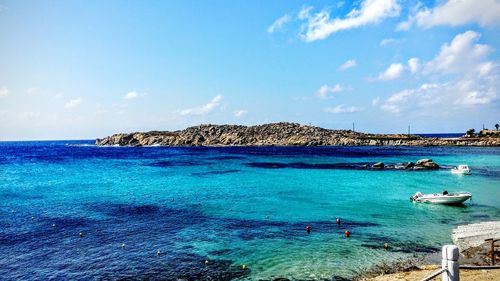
0;0;499;140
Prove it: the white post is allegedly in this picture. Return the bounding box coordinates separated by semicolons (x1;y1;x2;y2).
441;245;459;281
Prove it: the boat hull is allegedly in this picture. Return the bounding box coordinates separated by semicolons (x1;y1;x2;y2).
413;193;472;205
451;169;471;175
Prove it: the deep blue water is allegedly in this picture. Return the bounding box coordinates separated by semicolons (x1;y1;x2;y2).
0;141;499;280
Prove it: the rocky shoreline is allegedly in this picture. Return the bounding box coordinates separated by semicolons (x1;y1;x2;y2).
95;122;500;147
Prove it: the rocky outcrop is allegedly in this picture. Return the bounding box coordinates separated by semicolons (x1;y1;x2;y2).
413;159;439;169
95;122;500;147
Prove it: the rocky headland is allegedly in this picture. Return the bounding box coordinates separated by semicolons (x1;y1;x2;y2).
95;122;500;147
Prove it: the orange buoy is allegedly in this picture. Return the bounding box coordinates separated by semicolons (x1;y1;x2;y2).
306;225;311;234
344;230;350;238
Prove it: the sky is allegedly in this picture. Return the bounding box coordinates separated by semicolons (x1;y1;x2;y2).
0;0;499;140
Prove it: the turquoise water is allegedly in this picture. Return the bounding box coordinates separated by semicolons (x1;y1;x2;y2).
0;142;499;280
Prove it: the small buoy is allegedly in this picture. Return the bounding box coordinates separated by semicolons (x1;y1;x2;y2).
306;225;311;234
79;231;84;237
384;242;389;250
242;264;247;270
157;249;161;256
204;260;209;265
344;230;350;238
336;218;341;226
121;243;126;248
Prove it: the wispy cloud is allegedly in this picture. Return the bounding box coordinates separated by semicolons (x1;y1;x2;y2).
0;87;9;98
64;98;83;109
180;95;223;116
325;105;363;114
377;63;404;80
268;14;291;33
338;59;357;71
316;84;344;99
233;109;248;117
380;38;404;47
398;0;500;30
299;0;400;42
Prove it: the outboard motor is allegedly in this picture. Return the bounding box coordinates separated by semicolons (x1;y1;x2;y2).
410;192;423;201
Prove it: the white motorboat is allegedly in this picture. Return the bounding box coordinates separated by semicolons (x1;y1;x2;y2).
410;191;472;205
451;164;471;175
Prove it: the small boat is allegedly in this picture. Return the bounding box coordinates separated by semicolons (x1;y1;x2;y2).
451;164;471;175
410;191;472;205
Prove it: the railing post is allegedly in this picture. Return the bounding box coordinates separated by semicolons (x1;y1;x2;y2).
442;245;459;281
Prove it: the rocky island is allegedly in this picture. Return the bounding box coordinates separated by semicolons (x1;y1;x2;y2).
95;122;500;147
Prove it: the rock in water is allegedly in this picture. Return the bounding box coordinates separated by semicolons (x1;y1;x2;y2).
415;159;439;170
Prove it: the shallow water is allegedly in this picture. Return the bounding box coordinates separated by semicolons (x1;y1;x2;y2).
0;141;499;280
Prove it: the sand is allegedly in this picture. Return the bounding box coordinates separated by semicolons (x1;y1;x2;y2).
362;265;500;281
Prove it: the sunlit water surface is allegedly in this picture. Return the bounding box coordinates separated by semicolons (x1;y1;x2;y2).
0;141;499;280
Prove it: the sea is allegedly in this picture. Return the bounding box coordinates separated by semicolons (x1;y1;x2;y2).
0;140;499;280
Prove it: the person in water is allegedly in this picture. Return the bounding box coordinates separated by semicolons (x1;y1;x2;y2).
443;190;449;195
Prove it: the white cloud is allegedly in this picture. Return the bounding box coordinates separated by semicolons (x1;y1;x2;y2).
399;0;500;30
377;63;404;80
477;62;496;77
268;14;291;33
408;58;420;74
299;0;400;42
325;105;363;114
316;84;344;99
0;87;8;98
64;98;83;109
381;79;498;114
425;31;492;74
338;59;357;71
456;91;490;106
124;91;138;100
372;96;380;106
180;95;223;116
380;29;499;116
233;110;248;117
123;91;147;100
380;89;412;113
